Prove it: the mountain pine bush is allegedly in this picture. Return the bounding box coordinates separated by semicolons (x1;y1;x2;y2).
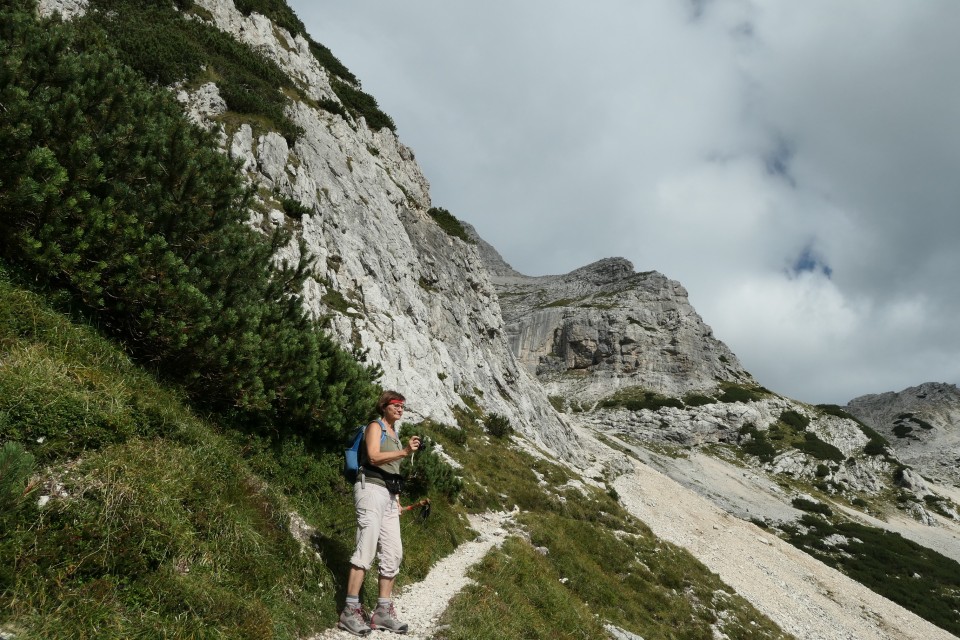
0;0;379;442
82;0;303;142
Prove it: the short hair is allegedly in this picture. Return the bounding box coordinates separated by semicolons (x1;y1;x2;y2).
376;390;406;416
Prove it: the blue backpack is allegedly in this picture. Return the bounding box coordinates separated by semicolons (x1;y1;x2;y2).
344;419;387;481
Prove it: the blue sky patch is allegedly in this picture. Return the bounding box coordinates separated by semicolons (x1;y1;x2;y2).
791;246;833;278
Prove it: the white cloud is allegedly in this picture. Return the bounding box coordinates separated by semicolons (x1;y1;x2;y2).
294;0;960;404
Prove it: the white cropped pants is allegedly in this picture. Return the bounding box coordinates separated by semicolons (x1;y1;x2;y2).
349;482;403;577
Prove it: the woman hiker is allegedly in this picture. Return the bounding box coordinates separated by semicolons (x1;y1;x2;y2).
339;390;421;636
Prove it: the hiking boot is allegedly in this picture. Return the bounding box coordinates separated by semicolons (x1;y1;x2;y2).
369;601;409;634
338;604;371;637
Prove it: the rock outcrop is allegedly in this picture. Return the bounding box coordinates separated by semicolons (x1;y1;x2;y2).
846;382;960;485
470;230;918;506
480;246;749;404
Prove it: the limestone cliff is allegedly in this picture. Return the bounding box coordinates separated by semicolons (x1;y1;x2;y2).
478;244;749;403
467;225;926;510
178;0;574;457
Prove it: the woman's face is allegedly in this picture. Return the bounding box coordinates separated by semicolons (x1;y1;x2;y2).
385;400;405;420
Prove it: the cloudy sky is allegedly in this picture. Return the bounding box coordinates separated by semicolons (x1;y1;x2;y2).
290;0;960;406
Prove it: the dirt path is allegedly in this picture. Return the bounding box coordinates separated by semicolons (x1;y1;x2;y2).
308;511;514;639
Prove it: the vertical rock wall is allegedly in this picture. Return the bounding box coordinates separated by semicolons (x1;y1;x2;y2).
189;0;575;457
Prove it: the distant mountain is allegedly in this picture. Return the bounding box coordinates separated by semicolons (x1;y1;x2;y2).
846;382;960;485
488;258;749;403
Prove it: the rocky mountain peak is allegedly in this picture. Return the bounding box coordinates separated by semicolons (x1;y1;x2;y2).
482;249;749;403
567;257;636;285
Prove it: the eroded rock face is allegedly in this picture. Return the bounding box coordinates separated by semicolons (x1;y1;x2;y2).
470;231;934;505
178;0;576;459
175;82;228;134
37;0;87;20
482;249;749;404
846;382;960;485
579;396;896;495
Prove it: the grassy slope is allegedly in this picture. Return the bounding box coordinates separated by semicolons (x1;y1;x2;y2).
0;268;471;639
416;417;794;639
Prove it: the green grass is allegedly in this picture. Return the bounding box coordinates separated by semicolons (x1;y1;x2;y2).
0;275;200;464
597;386;684;412
539;297;581;308
547;394;566;412
437;537;609;639
0;268;469;638
780;515;960;636
6;438;324;639
424;420;794;639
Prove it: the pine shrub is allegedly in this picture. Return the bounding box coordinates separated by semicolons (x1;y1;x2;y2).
427;207;473;243
400;435;463;501
0;3;379;442
308;38;358;84
81;0;303;142
599;387;684;412
484;413;514;439
796;432;845;462
330;78;396;132
779;409;810;431
717;382;770;403
233;0;305;36
791;497;832;516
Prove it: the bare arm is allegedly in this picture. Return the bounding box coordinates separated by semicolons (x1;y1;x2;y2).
364;422;420;466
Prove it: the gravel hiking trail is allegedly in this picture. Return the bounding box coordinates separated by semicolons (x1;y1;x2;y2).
308;511;514;639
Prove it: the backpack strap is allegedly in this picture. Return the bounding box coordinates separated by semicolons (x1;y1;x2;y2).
374;418;388;442
359;419;389;470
